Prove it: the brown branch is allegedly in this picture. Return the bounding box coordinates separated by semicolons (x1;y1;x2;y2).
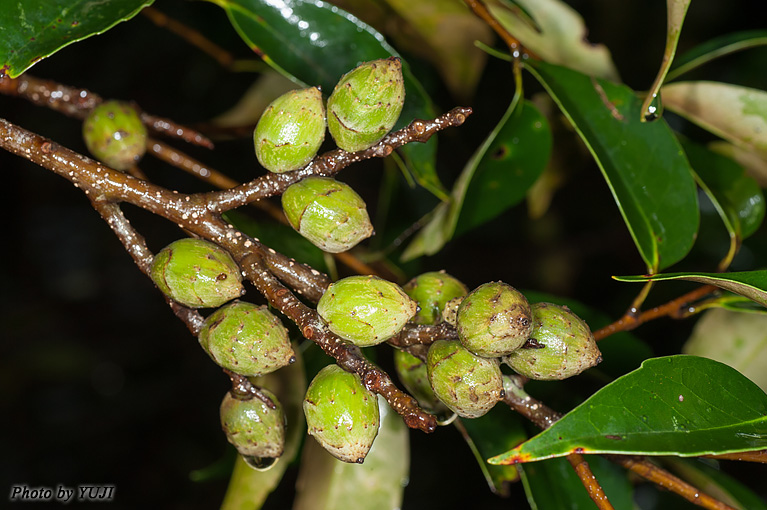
463;0;538;59
202;107;473;212
705;450;767;463
388;322;458;348
0;74;214;148
607;456;735;510
594;284;716;341
142;6;236;70
224;369;278;409
237;252;437;433
567;454;615;510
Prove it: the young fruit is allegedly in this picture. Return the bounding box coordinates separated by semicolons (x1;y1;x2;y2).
503;302;601;380
254;87;325;173
426;339;503;419
393;349;449;415
456;282;533;358
82;100;147;171
220;390;286;462
316;275;417;346
282;176;373;253
199;301;294;376
150;238;243;308
403;271;468;325
303;364;380;463
327;57;405;152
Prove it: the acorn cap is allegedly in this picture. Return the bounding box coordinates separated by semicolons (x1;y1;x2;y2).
303;364;380;463
393;349;448;415
403;271;468;325
456;282;533;358
220;390;285;459
199;301;295;376
317;275;417;347
254;87;326;173
327;57;405;152
426;339;503;419
82;100;147;171
150;238;243;308
282;176;373;253
503;302;601;380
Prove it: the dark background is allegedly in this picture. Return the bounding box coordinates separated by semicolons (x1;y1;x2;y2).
2;0;766;508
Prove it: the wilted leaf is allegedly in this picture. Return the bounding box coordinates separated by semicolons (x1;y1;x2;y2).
489;356;767;464
709;140;767;188
0;0;153;78
527;61;699;272
485;0;619;81
614;271;767;308
663;81;767;157
684;308;767;393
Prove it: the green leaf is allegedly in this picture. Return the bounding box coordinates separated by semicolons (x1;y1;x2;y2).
455;405;527;496
221;346;307;510
489;355;767;464
484;0;619;81
527;61;699;271
639;0;691;121
205;0;445;198
0;0;153;79
663;81;767;157
668;30;767;82
292;396;409;510
520;456;634;510
684;139;765;241
664;458;767;510
613;271;767;308
402;98;551;260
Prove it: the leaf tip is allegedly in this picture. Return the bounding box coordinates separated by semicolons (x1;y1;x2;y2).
487;449;529;465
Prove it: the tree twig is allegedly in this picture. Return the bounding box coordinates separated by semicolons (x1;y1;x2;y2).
463;0;538;59
567;453;615;510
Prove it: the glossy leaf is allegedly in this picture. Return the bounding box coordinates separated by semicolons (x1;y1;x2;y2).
205;0;445;198
663;81;767;157
402;99;551;260
668;30;767;82
520;456;633;510
664;458;767;510
381;0;492;99
614;271;767;308
639;0;690;121
292;396;409;510
485;0;619;81
0;0;153;79
684;308;767;393
527;61;699;271
683;138;765;262
489;355;767;464
220;346;307;510
455;405;527;496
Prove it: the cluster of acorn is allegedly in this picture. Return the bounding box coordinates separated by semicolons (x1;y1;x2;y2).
80;59;601;468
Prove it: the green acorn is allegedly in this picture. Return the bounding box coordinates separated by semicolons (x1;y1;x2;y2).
82;100;147;171
456;282;533;358
150;238;243;308
503;303;601;380
393;349;448;415
254;87;326;173
303;364;380;463
220;390;286;462
317;275;417;347
403;271;468;325
327;57;405;152
199;301;294;376
282;176;373;253
426;339;503;419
